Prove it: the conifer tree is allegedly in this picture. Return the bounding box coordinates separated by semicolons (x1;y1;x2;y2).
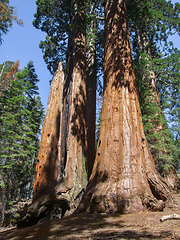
0;62;44;211
127;0;180;176
0;60;20;91
77;0;169;214
28;1;87;222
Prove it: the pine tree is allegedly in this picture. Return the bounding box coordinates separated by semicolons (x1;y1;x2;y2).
0;62;44;222
154;44;180;183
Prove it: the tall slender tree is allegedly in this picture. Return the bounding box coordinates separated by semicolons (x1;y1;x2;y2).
0;62;44;224
126;0;180;177
86;1;97;179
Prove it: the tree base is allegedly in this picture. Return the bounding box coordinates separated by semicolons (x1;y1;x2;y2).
17;188;85;227
163;167;180;191
76;172;169;214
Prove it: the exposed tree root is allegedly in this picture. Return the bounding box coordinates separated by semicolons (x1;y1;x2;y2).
17;188;85;227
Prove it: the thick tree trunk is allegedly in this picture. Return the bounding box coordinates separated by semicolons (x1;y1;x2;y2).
76;0;169;214
17;63;67;226
53;1;87;208
86;14;96;179
18;5;87;225
32;1;87;212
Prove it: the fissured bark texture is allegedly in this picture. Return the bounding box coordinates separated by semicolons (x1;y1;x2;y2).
33;4;87;209
54;3;87;206
76;0;169;214
33;63;64;202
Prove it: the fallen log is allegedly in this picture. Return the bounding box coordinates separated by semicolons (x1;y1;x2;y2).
160;213;180;222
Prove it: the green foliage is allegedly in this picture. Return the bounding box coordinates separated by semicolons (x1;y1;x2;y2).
0;0;23;44
155;45;180;166
127;0;180;47
128;0;180;174
33;0;71;73
0;61;44;201
33;0;104;77
33;0;179;175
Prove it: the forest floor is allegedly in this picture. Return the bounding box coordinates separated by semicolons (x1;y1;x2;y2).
1;192;180;240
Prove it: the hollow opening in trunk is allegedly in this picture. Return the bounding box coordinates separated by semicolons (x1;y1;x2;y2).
148;178;163;200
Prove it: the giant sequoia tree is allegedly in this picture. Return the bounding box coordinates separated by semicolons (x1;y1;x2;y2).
77;0;169;214
27;0;176;222
33;0;99;180
31;0;87;217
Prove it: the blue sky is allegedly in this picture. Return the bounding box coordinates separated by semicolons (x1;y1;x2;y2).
0;0;180;111
0;0;52;109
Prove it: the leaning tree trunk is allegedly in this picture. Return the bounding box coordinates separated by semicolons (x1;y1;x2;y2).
76;0;169;214
17;63;67;227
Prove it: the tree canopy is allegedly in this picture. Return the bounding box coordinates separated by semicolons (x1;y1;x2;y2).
0;0;23;44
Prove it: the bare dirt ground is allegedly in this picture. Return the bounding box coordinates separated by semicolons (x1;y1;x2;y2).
1;193;180;240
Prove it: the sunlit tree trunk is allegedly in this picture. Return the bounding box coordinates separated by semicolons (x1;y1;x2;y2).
33;62;64;201
33;1;87;212
77;0;169;214
54;0;87;208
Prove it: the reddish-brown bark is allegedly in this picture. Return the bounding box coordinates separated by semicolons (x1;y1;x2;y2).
32;3;87;211
33;62;64;202
77;0;169;214
56;25;87;204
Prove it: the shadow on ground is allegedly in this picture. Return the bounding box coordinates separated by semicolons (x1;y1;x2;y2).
1;209;179;240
